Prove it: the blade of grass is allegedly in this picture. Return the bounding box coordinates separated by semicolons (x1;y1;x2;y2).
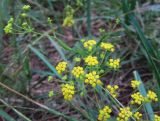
28;45;61;79
47;35;73;70
47;35;67;61
54;36;72;51
0;82;78;121
0;109;16;121
121;0;160;99
0;99;31;121
133;71;154;121
129;14;160;83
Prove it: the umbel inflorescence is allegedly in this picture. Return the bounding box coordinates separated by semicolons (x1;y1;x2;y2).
53;38;159;121
54;39;120;99
53;38;158;120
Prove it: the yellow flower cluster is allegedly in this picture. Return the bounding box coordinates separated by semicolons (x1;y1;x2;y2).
131;92;144;105
117;107;132;121
83;40;96;51
61;84;75;101
106;85;119;98
107;58;120;69
100;42;115;52
63;16;74;27
155;114;160;121
85;71;102;87
72;66;84;78
98;106;112;121
131;80;140;89
147;90;158;102
84;56;99;66
133;112;142;120
4;17;14;34
56;61;67;74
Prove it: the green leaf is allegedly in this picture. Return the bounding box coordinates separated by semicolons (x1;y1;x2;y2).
47;35;67;61
23;56;30;76
47;35;73;70
56;38;72;51
28;45;61;79
0;99;31;121
133;71;154;121
121;0;160;98
0;109;16;121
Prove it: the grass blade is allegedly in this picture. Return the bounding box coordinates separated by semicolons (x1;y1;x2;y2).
47;35;67;61
133;71;154;121
0;109;16;121
28;45;61;79
56;37;72;51
47;35;73;70
121;0;160;98
0;99;31;121
0;82;78;121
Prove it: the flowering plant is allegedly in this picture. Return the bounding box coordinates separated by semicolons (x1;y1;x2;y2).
3;4;159;121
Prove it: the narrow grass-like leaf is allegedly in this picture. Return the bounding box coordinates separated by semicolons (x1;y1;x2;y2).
0;82;78;121
129;15;160;83
28;45;61;79
55;37;72;51
0;109;16;121
47;35;73;70
0;99;31;121
133;71;154;121
47;35;67;61
122;0;160;97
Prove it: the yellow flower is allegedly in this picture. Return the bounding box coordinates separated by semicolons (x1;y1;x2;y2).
131;92;144;105
133;112;142;120
155;114;160;121
107;58;120;69
56;61;67;74
61;84;75;101
72;66;84;78
83;40;96;51
63;16;74;27
98;106;112;121
106;85;119;98
131;80;140;89
147;90;158;102
100;42;115;52
84;56;99;66
85;71;102;87
117;107;132;121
